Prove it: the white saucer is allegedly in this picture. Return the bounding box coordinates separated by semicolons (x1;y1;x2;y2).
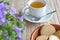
22;6;54;23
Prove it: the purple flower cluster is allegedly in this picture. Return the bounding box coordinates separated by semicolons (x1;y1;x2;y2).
0;2;24;40
10;8;18;15
0;3;8;26
14;16;24;40
18;16;24;22
15;27;23;40
3;30;11;40
0;3;19;26
3;30;8;37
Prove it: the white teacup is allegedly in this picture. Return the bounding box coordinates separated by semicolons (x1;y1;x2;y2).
23;0;47;18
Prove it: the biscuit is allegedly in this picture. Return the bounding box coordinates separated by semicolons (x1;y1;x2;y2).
49;35;59;40
41;24;56;36
36;35;48;40
55;30;60;38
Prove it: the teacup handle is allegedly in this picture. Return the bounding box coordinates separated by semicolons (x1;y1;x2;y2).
23;5;30;15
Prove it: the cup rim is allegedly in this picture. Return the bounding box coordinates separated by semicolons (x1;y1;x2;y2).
30;2;46;9
30;5;46;9
28;1;47;9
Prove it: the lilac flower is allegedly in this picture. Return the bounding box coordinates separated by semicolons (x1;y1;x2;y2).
18;16;24;22
0;3;8;26
2;31;11;40
15;27;23;40
0;13;7;26
3;30;8;37
0;3;8;11
6;20;10;25
0;3;4;10
0;11;6;18
4;4;9;10
2;11;7;15
15;25;23;40
10;8;18;15
6;36;11;40
15;27;23;37
1;17;6;22
18;37;23;40
0;17;7;26
0;18;7;26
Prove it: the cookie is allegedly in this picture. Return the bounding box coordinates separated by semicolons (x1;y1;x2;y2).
49;35;60;40
41;24;56;36
36;35;48;40
55;30;60;38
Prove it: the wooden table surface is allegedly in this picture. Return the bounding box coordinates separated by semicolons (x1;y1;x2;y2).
11;0;60;40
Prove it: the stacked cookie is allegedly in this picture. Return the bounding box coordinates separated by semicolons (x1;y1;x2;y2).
36;24;60;40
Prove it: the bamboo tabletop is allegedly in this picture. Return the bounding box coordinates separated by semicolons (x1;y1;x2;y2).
10;0;60;40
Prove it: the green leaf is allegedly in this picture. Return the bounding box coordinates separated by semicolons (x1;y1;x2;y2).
8;30;12;36
4;2;10;5
6;13;11;20
10;31;18;40
0;0;4;3
17;21;24;28
0;0;10;5
1;39;4;40
0;30;3;35
6;14;17;22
